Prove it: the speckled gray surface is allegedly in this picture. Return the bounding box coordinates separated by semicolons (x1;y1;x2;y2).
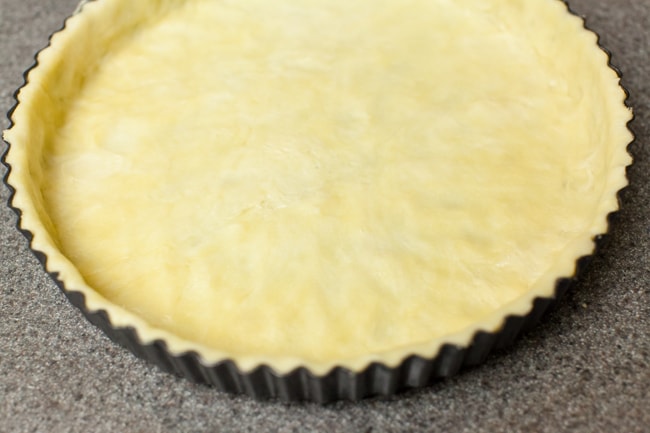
0;0;648;432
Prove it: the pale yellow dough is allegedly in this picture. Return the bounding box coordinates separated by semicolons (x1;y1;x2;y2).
5;0;632;372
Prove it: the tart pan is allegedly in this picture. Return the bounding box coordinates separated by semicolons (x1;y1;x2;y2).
2;0;633;402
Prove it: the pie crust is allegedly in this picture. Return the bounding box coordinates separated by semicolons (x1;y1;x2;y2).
2;0;633;401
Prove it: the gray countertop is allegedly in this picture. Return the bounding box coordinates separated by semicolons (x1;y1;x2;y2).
1;0;648;432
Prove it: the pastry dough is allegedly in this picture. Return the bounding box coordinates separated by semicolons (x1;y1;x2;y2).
4;0;632;374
